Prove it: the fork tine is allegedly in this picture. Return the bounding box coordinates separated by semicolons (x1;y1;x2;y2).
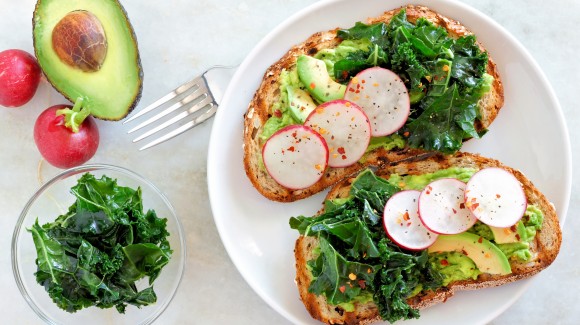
123;76;202;124
127;83;208;134
137;105;217;150
132;95;215;143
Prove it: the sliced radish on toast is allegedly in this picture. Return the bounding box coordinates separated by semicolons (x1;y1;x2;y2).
418;178;477;234
262;125;328;189
344;67;410;136
383;190;438;250
305;100;371;168
465;168;527;228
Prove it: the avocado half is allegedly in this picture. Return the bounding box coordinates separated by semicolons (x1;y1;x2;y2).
32;0;143;120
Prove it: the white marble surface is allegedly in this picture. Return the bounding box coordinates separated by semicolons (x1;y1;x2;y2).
0;0;577;324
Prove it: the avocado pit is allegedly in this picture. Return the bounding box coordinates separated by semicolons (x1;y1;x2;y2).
51;10;107;72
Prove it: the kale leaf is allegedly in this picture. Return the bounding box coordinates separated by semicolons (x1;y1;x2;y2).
28;173;172;313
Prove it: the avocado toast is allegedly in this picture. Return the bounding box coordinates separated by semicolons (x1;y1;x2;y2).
291;152;561;324
243;5;504;202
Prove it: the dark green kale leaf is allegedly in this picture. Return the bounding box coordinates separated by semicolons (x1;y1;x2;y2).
450;35;489;89
373;238;443;323
28;173;172;314
307;236;378;305
337;21;390;48
404;83;481;153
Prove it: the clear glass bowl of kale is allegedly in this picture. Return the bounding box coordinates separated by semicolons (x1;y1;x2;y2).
12;164;186;325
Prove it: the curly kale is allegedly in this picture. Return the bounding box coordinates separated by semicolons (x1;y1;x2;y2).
29;173;172;313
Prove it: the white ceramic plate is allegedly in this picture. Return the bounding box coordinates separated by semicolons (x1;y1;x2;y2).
207;0;571;324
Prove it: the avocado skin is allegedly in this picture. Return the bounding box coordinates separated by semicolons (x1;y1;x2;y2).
32;0;143;121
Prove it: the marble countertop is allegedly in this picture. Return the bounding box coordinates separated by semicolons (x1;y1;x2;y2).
1;0;577;324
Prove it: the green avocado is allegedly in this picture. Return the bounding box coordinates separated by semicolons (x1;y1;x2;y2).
287;87;317;122
428;232;511;275
33;0;143;120
296;55;346;103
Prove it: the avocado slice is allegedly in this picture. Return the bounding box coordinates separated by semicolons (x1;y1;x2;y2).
33;0;143;120
428;232;511;275
297;55;346;103
287;86;317;122
489;221;528;244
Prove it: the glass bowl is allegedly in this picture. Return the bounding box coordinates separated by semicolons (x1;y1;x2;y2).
12;164;186;325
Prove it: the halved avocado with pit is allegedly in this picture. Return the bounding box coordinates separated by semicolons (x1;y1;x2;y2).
33;0;143;120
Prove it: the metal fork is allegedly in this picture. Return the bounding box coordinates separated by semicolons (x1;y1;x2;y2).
124;65;237;150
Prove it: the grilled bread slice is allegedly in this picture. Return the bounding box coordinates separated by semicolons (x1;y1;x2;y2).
243;5;504;202
294;152;561;325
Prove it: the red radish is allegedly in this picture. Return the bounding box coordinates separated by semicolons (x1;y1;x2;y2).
465;168;527;228
304;100;371;168
343;67;410;136
0;49;42;107
34;99;99;169
262;125;328;189
418;178;477;234
383;190;438;250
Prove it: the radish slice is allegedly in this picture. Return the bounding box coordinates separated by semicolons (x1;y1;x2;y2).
262;125;328;189
418;178;477;234
344;67;410;136
304;100;371;168
464;168;527;228
383;190;438;250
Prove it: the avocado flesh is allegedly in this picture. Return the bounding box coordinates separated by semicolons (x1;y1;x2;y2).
428;232;511;275
297;55;346;103
287;87;317;122
33;0;142;120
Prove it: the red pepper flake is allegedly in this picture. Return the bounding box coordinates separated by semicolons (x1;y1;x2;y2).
342;155;347;160
287;146;295;152
342;71;349;80
274;109;282;118
358;280;366;289
496;194;501;199
337;147;346;154
459;202;465;209
403;131;410;137
440;259;449;266
452;208;457;214
462;249;469;256
291;131;297;138
478;236;483;244
309;82;316;90
339;286;346;293
472;203;480;210
402;211;410;221
515;234;521;241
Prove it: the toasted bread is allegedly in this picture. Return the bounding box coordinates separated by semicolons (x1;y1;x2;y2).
294;152;561;324
243;5;504;202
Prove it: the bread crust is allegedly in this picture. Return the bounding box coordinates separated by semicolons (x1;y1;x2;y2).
293;152;561;324
243;5;504;202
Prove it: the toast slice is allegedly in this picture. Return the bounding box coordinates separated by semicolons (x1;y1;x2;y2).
244;5;504;202
293;152;561;324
